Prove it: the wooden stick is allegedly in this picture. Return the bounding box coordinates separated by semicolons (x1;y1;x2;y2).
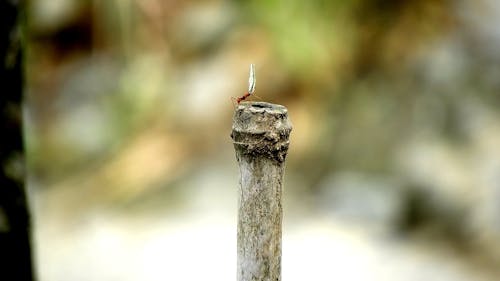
231;101;292;281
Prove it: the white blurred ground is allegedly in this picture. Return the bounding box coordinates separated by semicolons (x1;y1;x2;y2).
32;191;496;281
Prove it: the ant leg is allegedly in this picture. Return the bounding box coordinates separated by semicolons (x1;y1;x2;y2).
230;96;238;107
252;94;263;102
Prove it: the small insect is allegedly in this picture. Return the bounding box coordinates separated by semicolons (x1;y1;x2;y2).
235;64;256;104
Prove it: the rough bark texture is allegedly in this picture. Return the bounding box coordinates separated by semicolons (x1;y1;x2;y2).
231;102;292;281
0;0;34;280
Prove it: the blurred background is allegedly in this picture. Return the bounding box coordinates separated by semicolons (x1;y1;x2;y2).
24;0;500;280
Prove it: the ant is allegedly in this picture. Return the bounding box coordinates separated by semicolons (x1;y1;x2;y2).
234;64;256;104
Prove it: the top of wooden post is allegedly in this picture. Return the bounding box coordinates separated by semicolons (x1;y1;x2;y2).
231;102;292;163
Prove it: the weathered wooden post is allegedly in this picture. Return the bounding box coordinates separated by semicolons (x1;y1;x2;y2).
231;101;292;281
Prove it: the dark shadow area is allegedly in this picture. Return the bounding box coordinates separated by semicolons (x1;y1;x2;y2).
0;1;35;280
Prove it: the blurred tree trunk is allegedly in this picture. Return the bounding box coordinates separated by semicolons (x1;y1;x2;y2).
0;0;35;280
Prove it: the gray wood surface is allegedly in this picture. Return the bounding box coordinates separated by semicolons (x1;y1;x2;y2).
231;102;292;281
